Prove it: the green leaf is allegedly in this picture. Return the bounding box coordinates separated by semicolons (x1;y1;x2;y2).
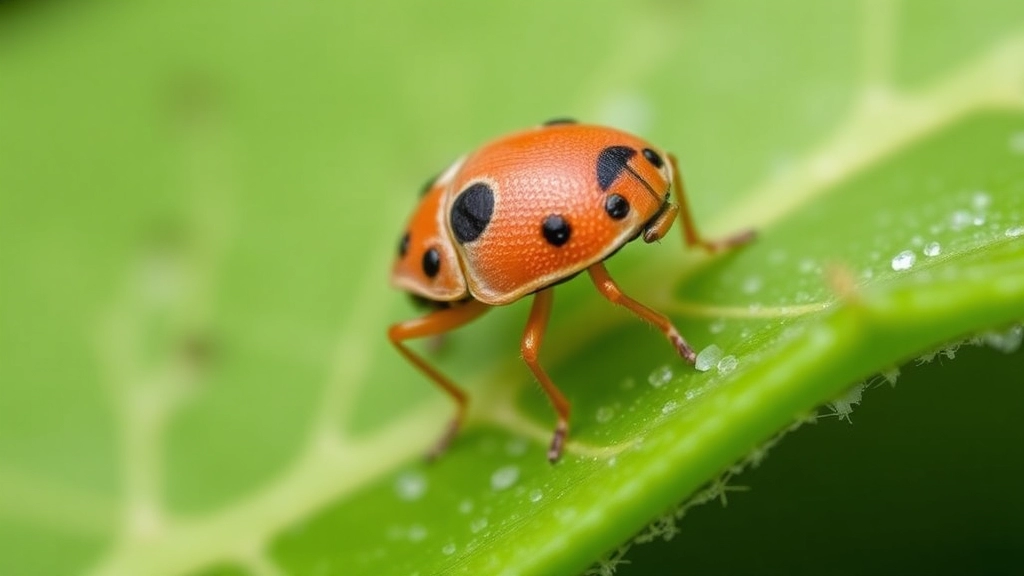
1;2;1023;576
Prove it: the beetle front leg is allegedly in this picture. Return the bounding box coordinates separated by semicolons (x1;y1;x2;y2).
668;153;756;253
588;262;696;363
388;299;491;460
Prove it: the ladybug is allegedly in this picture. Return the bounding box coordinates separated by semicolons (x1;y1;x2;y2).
390;119;754;463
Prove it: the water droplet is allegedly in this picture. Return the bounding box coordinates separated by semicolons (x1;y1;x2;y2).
741;275;763;294
395;472;427;501
490;465;520;491
442;542;456;555
684;388;699;401
1006;225;1024;238
950;210;972;231
890;250;916;271
910;235;923;247
661;400;679;415
971;190;991;211
408;524;427;542
595;406;615;424
973;214;986;226
717;355;738;374
457;499;473;514
709;319;726;334
470;517;488;533
695;344;723;372
923;242;941;257
648;365;673;388
529;489;544;503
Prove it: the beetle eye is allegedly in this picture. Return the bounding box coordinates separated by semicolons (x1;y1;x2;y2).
642;148;664;169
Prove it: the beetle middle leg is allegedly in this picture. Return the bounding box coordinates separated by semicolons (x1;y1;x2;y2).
520;288;571;463
588;262;696;363
388;299;491;460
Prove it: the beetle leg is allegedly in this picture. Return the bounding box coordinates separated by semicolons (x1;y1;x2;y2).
520;288;571;463
389;299;491;460
642;202;680;243
669;153;756;253
588;262;696;363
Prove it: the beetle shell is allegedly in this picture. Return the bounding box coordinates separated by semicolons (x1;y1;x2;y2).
392;123;674;306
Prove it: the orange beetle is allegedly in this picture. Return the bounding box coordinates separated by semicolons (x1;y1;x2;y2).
390;119;754;462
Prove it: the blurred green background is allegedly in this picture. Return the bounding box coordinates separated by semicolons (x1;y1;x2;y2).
2;1;1023;575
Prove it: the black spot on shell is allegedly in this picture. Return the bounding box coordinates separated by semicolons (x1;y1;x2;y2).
596;146;636;191
642;148;664;168
422;248;441;278
605;194;630;220
543;117;578;126
542;214;571;247
398;232;410;257
451;182;494;244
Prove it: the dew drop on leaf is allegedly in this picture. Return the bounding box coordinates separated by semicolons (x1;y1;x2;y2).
1005;225;1024;238
717;355;739;374
457;499;473;514
395;472;427;501
923;242;941;257
470;517;488;534
971;190;991;211
490;465;520;492
442;542;456;555
529;489;544;503
950;210;972;230
742;275;763;294
595;406;615;424
408;524;427;542
695;344;723;372
647;365;673;388
891;250;916;271
661;400;679;415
